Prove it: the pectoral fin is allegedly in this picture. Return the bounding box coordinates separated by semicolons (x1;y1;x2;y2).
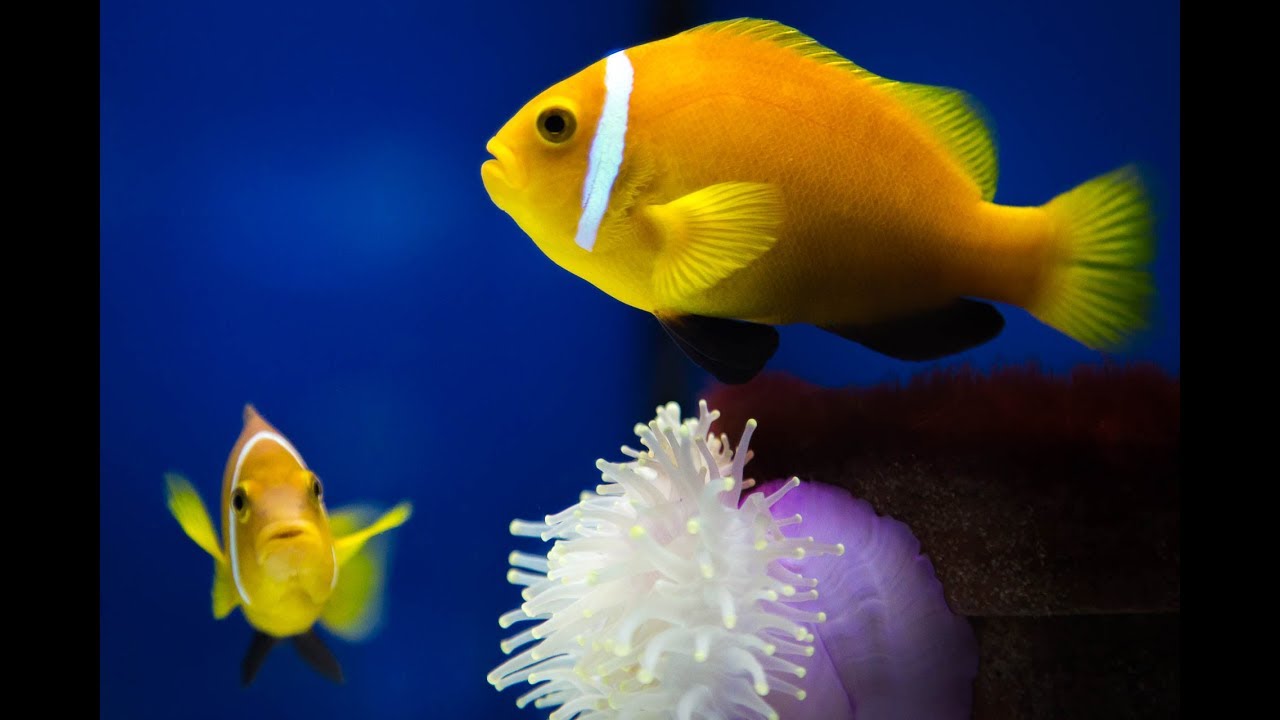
164;473;224;562
332;501;412;567
655;313;779;384
166;472;238;618
646;182;784;306
320;506;400;642
818;299;1005;361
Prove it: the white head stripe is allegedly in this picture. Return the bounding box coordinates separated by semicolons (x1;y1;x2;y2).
232;431;307;487
574;50;633;252
228;431;308;605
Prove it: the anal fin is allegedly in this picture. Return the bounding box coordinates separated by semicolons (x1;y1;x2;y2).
656;313;779;384
819;299;1004;361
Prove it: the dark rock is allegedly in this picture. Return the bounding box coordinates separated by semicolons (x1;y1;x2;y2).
705;363;1180;718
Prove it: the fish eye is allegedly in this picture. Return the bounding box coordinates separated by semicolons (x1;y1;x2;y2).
311;476;323;501
537;107;576;144
231;487;248;519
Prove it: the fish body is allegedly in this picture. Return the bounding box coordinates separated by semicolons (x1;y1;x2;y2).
482;19;1154;383
165;405;412;684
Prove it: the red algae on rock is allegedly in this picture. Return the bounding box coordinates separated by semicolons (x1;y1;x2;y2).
714;363;1180;719
706;363;1179;481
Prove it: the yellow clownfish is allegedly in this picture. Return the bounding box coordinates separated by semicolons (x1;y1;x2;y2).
481;18;1155;383
164;405;412;686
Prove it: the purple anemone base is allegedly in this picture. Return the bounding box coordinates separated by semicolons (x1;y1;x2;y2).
757;478;979;720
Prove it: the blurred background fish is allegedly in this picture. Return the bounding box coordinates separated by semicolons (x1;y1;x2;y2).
164;405;412;686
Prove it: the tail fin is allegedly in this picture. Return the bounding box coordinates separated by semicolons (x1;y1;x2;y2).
1027;166;1156;350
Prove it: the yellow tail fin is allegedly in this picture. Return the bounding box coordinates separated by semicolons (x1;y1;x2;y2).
1028;166;1156;349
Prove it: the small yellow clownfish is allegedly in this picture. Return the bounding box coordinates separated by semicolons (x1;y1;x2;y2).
164;405;412;686
481;18;1156;383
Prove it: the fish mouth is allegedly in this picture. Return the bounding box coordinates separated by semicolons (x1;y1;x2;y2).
482;137;526;193
258;521;318;547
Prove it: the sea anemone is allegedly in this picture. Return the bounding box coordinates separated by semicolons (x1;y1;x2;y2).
488;401;976;719
751;476;979;720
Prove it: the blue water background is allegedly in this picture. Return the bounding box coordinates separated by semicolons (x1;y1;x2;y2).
100;0;1179;717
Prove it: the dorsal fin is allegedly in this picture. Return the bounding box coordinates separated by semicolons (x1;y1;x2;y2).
687;18;999;201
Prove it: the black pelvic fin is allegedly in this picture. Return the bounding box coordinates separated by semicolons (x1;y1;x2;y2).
292;629;345;684
655;313;780;385
819;299;1005;361
241;631;280;687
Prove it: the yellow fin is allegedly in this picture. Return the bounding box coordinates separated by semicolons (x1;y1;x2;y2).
321;506;403;641
886;83;998;201
647;182;784;306
332;501;412;567
212;559;238;619
690;18;999;200
1029;165;1155;349
164;473;224;563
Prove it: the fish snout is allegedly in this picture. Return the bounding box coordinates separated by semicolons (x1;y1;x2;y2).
482;137;526;194
256;521;327;581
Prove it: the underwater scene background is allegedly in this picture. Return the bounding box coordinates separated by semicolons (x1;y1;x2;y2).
100;0;1179;718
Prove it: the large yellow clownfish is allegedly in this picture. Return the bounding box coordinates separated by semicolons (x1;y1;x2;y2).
482;18;1155;383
